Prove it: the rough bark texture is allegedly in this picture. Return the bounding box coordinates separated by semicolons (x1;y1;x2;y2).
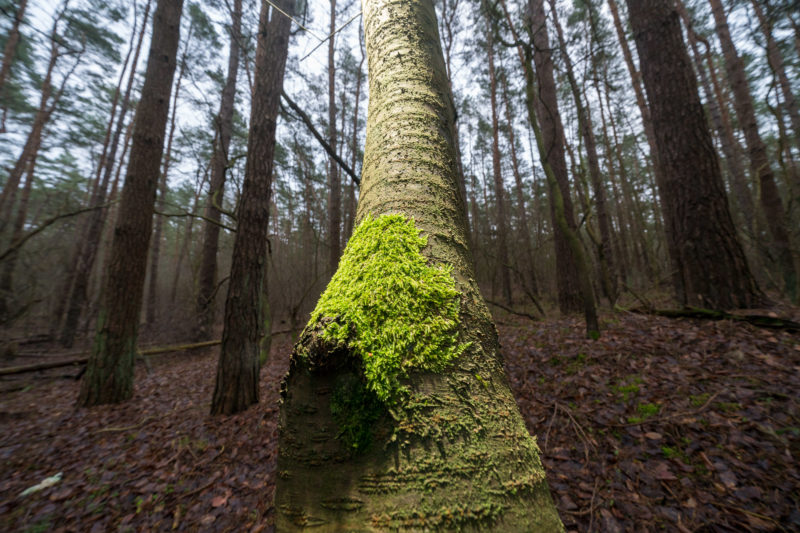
275;1;563;530
210;0;293;416
607;0;682;297
77;0;183;407
196;0;242;340
486;17;512;306
709;0;796;302
527;0;582;314
626;0;762;309
675;0;755;237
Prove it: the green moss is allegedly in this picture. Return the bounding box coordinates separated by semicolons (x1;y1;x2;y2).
308;214;468;403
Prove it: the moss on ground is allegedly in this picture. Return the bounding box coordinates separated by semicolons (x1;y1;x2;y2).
308;214;467;404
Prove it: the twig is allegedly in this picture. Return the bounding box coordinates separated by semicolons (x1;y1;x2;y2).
485;299;540;321
280;91;360;186
299;10;362;62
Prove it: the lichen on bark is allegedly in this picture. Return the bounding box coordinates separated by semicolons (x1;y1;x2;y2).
305;213;468;403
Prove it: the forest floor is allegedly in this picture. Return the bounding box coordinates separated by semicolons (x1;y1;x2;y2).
1;308;799;532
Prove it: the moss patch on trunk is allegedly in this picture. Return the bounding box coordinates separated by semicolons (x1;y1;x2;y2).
307;214;467;403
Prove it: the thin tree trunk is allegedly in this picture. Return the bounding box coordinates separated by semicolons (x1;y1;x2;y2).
343;25;364;242
58;0;152;347
195;0;242;339
146;18;194;327
486;14;512;305
275;1;563;528
0;0;28;132
527;0;584;314
709;0;797;302
210;0;293;415
77;0;183;406
626;0;762;309
750;0;800;146
549;0;616;304
327;0;341;273
500;68;538;296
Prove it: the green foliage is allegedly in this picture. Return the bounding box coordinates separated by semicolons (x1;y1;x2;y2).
309;214;468;403
627;402;659;423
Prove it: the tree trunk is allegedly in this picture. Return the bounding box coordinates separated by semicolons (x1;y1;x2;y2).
607;0;682;297
500;69;538;296
195;0;242;339
750;0;799;146
77;0;183;407
709;0;796;302
549;0;616;304
210;0;293;415
525;0;584;314
275;2;562;529
58;0;152;347
486;15;512;305
0;0;28;132
327;0;341;274
626;0;762;309
675;0;756;238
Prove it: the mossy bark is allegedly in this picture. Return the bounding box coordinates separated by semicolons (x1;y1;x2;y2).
275;1;563;530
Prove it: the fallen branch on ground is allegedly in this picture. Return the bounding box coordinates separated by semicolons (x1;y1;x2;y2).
627;306;800;332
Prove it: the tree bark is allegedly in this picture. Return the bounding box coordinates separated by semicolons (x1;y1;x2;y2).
524;0;583;314
626;0;762;309
709;0;796;302
675;0;755;238
607;0;682;297
210;0;293;415
77;0;183;407
275;1;563;529
195;0;241;338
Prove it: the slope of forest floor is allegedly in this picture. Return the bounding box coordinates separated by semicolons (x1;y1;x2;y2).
1;310;798;532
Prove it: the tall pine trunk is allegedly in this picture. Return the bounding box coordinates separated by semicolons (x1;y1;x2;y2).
77;0;183;406
275;1;563;529
0;0;28;132
527;0;583;314
486;13;512;305
626;0;762;309
327;0;341;273
210;0;293;415
709;0;796;302
196;0;242;339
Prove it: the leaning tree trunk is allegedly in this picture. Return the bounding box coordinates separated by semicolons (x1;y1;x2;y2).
209;0;293;415
709;0;796;302
275;1;563;530
626;0;762;309
77;0;183;407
